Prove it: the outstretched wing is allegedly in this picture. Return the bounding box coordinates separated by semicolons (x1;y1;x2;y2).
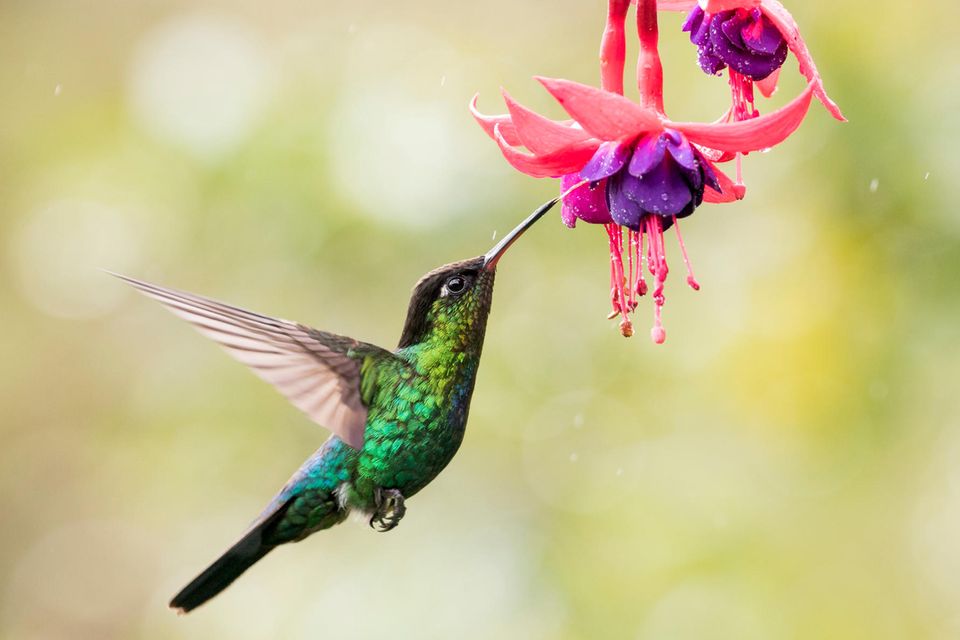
113;273;391;449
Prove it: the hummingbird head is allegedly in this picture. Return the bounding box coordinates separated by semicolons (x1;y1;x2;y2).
396;197;558;350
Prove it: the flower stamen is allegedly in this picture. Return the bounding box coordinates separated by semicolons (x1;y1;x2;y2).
643;214;668;343
673;216;700;291
606;223;629;323
636;229;648;297
728;70;758;122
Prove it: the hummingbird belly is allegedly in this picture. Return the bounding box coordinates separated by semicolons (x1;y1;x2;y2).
352;377;474;508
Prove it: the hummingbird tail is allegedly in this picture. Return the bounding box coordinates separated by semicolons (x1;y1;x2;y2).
169;508;285;614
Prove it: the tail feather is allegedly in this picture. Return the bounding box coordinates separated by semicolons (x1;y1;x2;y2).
169;504;288;613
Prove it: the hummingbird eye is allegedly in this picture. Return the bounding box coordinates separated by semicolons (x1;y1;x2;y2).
443;275;468;297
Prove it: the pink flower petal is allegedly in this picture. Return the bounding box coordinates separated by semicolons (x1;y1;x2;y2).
691;0;844;120
535;76;662;141
493;124;599;178
758;0;845;121
560;174;611;227
502;90;591;156
470;94;522;147
701;160;745;203
756;68;780;98
669;80;814;153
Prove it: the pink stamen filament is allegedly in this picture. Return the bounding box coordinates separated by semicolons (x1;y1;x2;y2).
605;224;633;336
643;215;668;344
601;215;702;343
725;71;756;193
673;216;700;290
629;229;641;309
727;70;757;122
636;229;648;297
605;224;626;316
627;227;635;310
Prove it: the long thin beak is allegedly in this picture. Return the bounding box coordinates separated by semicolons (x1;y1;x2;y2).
483;196;559;271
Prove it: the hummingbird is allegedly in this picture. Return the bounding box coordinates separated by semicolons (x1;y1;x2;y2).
113;197;558;613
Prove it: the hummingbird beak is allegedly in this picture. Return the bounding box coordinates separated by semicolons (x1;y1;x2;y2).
482;197;559;271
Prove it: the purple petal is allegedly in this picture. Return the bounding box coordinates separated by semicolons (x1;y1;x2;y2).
606;172;643;230
561;174;611;226
580;141;631;181
742;17;785;56
665;130;696;171
718;12;747;51
710;16;785;80
697;47;727;75
628;133;667;177
682;6;705;38
710;15;749;60
625;157;694;217
697;151;722;193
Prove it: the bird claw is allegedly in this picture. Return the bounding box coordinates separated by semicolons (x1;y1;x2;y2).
369;488;406;533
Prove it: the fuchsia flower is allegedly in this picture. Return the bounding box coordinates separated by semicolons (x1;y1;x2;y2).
670;0;845;122
472;0;841;343
683;5;788;81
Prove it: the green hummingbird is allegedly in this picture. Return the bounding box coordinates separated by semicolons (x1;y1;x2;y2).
113;198;558;613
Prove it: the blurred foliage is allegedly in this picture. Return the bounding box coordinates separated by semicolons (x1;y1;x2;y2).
1;0;959;638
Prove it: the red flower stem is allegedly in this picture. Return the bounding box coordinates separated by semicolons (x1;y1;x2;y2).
635;0;664;113
600;0;630;95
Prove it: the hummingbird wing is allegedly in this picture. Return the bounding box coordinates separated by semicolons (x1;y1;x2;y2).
113;274;392;449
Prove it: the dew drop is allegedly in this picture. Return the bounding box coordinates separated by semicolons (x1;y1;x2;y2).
869;178;879;193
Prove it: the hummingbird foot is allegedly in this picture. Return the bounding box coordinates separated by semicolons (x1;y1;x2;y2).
369;488;406;533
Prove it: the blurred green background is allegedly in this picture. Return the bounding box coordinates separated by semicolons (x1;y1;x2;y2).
2;0;958;638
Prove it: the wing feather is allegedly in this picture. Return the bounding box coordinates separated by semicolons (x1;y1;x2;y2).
112;273;389;449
